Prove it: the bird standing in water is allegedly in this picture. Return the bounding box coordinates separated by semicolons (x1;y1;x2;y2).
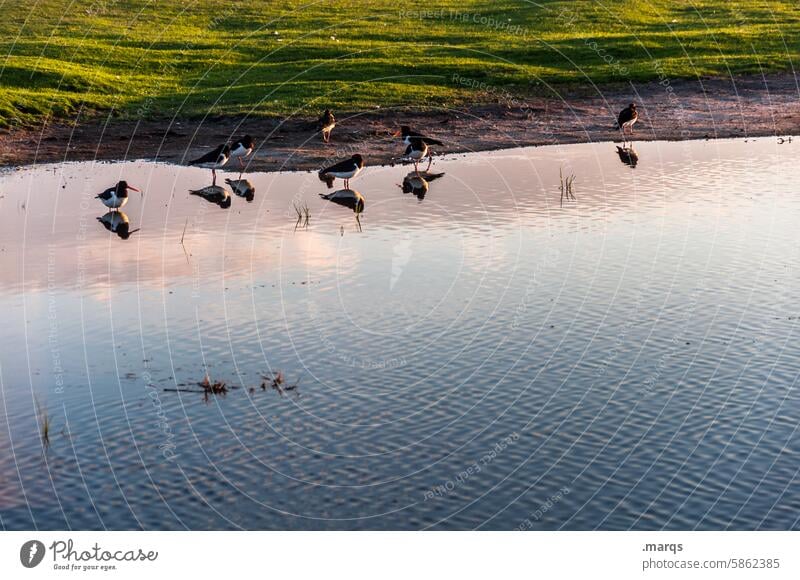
189;143;231;185
229;135;255;170
395;125;444;147
615;103;639;140
402;137;429;174
395;126;441;171
318;154;364;189
96;180;140;211
318;109;336;143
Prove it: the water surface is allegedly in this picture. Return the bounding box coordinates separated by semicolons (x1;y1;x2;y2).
1;137;799;530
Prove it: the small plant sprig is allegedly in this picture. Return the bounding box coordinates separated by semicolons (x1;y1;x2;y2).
560;167;576;206
293;201;310;229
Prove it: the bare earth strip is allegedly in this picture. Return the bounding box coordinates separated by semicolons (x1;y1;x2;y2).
2;74;799;171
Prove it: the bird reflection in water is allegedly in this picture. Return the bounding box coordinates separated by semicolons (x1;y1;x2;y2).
320;189;365;231
399;171;445;200
225;178;255;202
320;189;365;213
189;184;232;208
616;145;639;168
97;211;139;240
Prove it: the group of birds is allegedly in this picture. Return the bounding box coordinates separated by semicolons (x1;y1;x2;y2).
93;102;641;232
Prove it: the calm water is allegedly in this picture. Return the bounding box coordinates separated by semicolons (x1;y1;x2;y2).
1;137;799;530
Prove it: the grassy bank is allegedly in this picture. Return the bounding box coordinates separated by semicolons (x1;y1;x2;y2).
1;0;798;127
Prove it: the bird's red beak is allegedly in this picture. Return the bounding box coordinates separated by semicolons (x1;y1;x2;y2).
127;185;141;192
392;129;401;137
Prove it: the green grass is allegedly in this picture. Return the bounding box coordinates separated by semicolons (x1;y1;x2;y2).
0;0;798;126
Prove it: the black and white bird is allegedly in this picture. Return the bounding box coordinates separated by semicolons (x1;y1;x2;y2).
615;103;639;138
97;210;138;239
402;137;430;173
229;135;255;169
318;109;336;143
95;180;140;211
318;154;364;189
395;125;444;147
189;144;231;184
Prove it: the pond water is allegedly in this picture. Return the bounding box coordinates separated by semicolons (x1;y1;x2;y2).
1;136;799;530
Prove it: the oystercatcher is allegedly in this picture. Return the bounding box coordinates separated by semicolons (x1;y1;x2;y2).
189;184;232;208
189;144;231;184
97;211;139;239
320;188;365;213
615;103;638;138
395;125;444;147
96;180;140;211
318;109;336;143
229;135;255;169
402;137;431;173
318;154;364;189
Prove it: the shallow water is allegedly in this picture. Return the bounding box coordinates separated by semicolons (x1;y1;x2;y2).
1;136;799;530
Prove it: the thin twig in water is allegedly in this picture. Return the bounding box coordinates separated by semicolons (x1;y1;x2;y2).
35;396;50;447
293;201;310;229
560;167;577;206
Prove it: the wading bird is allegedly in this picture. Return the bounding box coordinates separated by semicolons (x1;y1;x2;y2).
318;154;364;189
229;135;255;170
615;103;638;140
318;109;336;143
402;137;430;174
96;180;140;211
395;126;441;171
189;144;231;185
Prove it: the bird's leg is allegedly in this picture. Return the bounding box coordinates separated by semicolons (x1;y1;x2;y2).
426;155;433;172
212;169;217;186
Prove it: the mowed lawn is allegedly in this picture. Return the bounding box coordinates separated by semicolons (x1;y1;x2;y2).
1;0;799;126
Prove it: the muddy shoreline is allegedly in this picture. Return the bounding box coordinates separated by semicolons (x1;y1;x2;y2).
2;74;798;171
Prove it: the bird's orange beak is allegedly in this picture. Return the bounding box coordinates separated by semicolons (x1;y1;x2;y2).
392;129;401;137
128;185;141;193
